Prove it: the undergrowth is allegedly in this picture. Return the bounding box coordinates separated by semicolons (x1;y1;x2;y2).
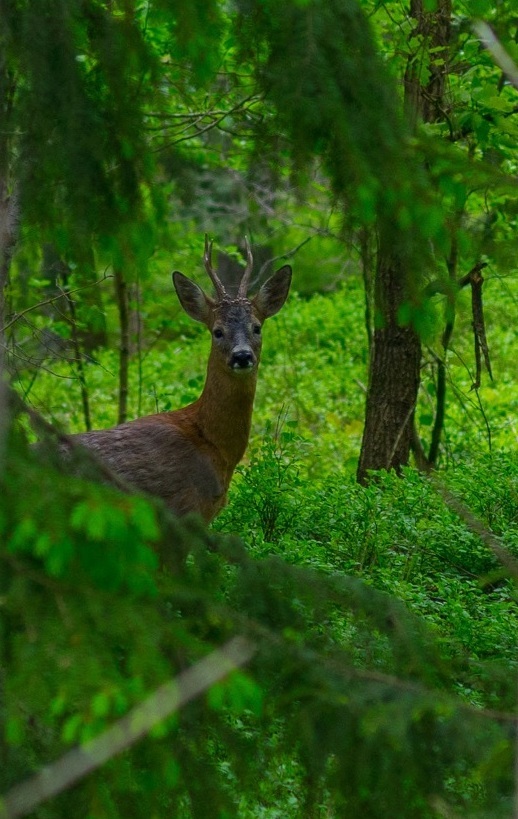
216;430;518;689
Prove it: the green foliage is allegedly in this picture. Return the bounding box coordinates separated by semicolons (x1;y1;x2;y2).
233;0;445;269
218;430;517;673
1;0;518;816
3;1;147;241
1;412;516;817
3;283;517;817
21;266;516;470
220;420;308;543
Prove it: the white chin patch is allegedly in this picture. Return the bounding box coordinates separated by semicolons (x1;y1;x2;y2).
231;363;254;372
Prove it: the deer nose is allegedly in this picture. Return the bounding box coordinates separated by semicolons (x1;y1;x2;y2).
230;349;255;370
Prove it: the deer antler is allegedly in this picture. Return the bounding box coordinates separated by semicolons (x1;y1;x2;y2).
203;235;227;300
237;236;254;298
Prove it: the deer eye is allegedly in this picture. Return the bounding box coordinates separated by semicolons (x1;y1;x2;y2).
253;324;261;335
213;328;224;339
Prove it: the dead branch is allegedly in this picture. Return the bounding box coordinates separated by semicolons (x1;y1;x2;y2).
1;273;112;334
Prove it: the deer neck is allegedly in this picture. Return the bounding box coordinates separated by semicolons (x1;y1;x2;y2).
195;353;258;471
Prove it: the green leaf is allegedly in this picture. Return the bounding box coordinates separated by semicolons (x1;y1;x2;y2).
207;671;263;716
62;713;83;745
91;691;111;719
131;499;160;541
5;716;25;746
9;517;37;552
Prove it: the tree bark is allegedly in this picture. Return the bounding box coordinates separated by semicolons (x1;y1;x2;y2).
0;63;17;470
62;268;92;432
356;0;451;483
0;181;19;473
113;268;130;425
357;239;422;482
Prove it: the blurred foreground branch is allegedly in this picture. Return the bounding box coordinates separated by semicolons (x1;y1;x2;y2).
432;479;518;579
474;21;518;91
0;637;255;819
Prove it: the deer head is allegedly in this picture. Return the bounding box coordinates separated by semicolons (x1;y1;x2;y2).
172;236;292;375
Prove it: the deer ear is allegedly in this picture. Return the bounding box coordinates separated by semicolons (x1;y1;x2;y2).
172;271;214;325
253;265;292;319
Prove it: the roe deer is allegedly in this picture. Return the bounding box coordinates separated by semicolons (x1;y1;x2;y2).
72;237;292;522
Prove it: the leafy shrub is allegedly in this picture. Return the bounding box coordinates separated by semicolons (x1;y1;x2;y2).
2;412;516;818
218;432;518;682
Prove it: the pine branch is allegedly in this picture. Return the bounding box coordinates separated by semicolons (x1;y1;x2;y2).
5;387;132;494
0;638;255;819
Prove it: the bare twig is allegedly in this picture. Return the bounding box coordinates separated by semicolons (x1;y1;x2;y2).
257;236;312;281
469;266;492;389
417;262;490;469
1;273;112;334
155;94;259;150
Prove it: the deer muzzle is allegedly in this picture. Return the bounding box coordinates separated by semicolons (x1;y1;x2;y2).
230;348;256;371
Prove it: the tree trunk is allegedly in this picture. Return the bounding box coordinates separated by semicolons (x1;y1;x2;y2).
113;268;130;425
356;0;451;483
357;240;422;482
0;180;19;470
62;267;92;432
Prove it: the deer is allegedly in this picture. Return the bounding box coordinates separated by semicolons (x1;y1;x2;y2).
71;237;292;523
